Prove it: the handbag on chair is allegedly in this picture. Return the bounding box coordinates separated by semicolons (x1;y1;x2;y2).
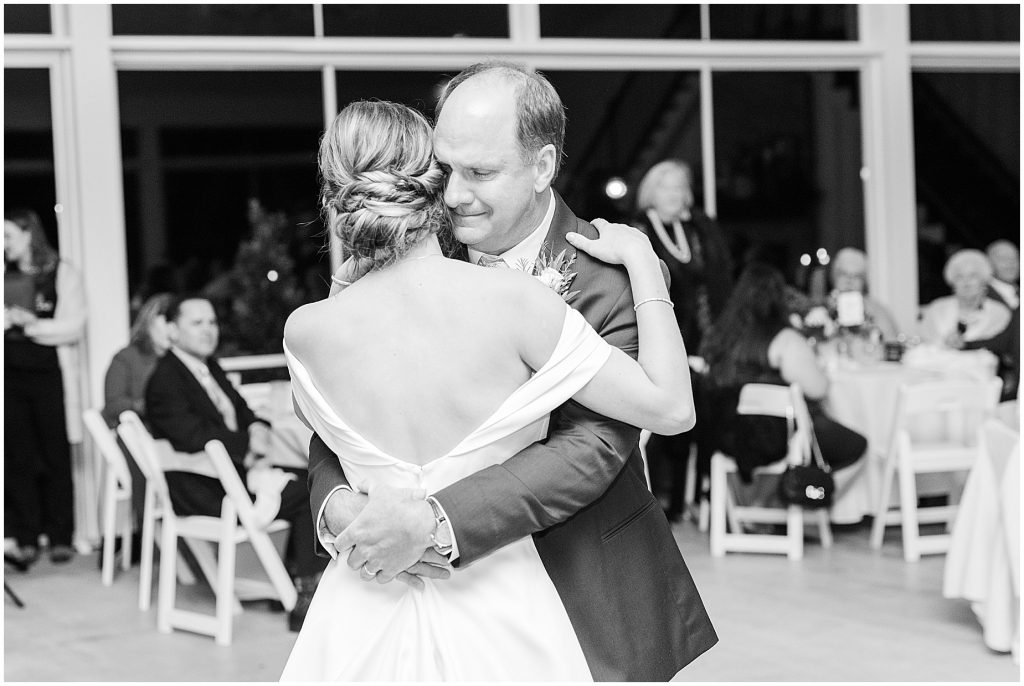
778;425;834;509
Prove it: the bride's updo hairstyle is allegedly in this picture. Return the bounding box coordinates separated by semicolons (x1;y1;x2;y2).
319;100;447;274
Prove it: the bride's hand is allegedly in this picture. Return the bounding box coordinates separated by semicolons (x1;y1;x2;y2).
566;218;654;267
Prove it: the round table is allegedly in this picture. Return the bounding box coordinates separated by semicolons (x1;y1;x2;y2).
825;360;952;524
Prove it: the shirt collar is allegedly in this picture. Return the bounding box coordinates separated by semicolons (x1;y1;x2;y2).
171;346;212;380
467;189;555;271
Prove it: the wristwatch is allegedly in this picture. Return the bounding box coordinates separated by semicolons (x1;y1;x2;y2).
427;497;453;556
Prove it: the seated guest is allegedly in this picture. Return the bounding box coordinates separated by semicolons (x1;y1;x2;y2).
101;292;173;538
699;263;866;500
919;249;1012;348
144;294;326;631
964;307;1020;401
829;247;900;341
102;293;173;427
986;239;1019;310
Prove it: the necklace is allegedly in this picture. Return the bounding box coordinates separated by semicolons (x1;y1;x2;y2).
409;253;443;262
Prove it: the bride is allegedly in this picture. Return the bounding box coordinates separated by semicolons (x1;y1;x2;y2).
280;100;694;681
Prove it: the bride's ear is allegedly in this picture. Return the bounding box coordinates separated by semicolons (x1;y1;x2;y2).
532;144;557;193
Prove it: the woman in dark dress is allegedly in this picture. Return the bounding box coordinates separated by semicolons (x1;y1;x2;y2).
633;159;735;520
699;263;866;503
4;208;87;565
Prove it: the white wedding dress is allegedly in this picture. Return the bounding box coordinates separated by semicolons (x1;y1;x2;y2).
280;307;611;682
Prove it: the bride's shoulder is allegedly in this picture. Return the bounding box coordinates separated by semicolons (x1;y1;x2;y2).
284;298;340;354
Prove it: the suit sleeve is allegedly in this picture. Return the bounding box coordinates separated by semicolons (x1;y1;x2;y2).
307;432;352;557
145;364;251;464
433;277;643;566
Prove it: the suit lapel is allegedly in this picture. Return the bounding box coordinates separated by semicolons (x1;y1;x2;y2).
542;191;576;261
166;351;229;427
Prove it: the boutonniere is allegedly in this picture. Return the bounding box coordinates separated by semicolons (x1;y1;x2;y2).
515;244;580;302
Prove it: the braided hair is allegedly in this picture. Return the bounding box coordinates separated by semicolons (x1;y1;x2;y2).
318;101;449;278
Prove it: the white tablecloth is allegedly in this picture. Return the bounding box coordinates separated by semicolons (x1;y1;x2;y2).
825;361;941;523
943;417;1020;655
824;358;991;524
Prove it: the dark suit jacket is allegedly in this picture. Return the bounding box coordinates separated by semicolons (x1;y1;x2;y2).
306;192;717;681
144;350;264;465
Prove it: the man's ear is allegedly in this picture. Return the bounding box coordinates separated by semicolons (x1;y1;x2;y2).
532;144;557;193
166;321;179;344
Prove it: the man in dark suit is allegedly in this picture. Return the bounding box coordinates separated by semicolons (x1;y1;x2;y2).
144;294;326;632
307;61;716;681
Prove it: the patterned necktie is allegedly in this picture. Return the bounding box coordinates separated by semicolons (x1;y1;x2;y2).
197;365;238;432
477;253;509;269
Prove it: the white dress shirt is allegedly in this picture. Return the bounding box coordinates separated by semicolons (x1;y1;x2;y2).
318;189;558;561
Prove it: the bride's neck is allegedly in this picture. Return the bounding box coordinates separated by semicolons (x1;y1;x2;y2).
401;234;443;262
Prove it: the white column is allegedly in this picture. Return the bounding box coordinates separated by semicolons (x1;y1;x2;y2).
64;4;131;409
859;4;919;331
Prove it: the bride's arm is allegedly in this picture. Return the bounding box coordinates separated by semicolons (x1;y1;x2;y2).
518;220;694;435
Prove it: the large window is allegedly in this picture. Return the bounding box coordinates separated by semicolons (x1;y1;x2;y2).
912;71;1020;304
545;70;703;225
910;4;1019;42
540;5;700;39
4;68;59;249
118;70;325;354
324;4;508;38
713;70;864;292
112;4;314;36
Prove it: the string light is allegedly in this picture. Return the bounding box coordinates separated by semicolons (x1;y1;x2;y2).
604;176;628;200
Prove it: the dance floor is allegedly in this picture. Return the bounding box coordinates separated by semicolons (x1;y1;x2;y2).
4;520;1019;682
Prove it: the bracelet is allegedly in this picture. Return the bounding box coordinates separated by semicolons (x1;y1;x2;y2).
633;297;674;312
331;275;352;287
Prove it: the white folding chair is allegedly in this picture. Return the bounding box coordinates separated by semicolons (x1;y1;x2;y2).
114;412;206;610
82;409;134;586
869;377;1001;561
710;383;832;560
117;411;295;646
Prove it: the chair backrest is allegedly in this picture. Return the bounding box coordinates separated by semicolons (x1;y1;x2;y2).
735;382;808;466
204;439;274;530
890;377;1002;453
116;410;172;504
83;409;132;487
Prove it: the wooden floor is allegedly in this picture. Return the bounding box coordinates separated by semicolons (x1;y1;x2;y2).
4;520;1019;682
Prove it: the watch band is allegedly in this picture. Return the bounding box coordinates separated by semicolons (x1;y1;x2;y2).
427;497;453;555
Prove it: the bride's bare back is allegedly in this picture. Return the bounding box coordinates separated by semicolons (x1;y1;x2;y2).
285;256;562;465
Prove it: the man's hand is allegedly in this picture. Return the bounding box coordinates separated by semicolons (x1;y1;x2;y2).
333;482;435;582
321;488;368;542
391;549;451;590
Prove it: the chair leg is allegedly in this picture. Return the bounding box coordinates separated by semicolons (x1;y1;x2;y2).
724;476;742;534
156;519;177;633
139;490;156;611
120;496;133;573
697;477;710;533
215;521;236;646
897;455;921;562
249;532;298;612
786;504;804;560
816;509;833;548
101;475;117;587
709;455;727;557
870;452;898;550
683;444;697;518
